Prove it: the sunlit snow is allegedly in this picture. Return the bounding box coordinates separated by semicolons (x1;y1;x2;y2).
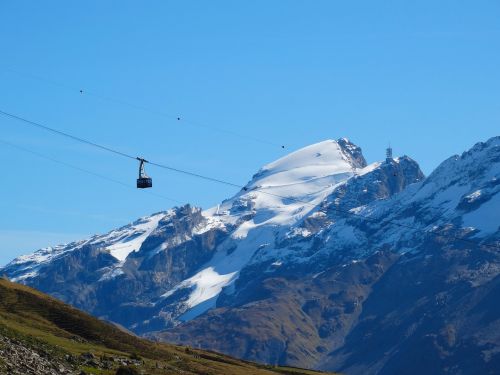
105;212;164;261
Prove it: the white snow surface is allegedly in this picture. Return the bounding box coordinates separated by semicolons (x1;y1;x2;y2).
103;212;165;261
207;139;355;230
162;267;237;308
462;192;500;234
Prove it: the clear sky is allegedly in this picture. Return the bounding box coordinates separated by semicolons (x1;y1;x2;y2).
0;1;499;266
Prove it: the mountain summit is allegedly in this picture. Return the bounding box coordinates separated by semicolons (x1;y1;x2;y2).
3;137;499;374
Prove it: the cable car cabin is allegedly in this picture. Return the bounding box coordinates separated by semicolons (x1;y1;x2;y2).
137;158;153;189
137;176;152;189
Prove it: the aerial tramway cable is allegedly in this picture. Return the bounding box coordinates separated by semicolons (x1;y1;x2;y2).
0;110;136;160
2;66;286;149
0;137;182;204
0;108;498;251
0;109;245;189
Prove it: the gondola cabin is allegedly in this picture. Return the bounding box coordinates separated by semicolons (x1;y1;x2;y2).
137;158;152;189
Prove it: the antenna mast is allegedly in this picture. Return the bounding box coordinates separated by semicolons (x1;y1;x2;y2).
386;143;393;163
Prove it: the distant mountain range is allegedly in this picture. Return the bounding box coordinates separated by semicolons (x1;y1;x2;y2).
2;136;499;374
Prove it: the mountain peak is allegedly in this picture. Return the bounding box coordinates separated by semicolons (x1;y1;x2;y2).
249;139;364;191
216;139;365;231
260;138;363;173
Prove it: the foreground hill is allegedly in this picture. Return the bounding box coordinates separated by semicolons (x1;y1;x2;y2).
0;278;334;375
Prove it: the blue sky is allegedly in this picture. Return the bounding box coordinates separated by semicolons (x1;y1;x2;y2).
0;1;499;265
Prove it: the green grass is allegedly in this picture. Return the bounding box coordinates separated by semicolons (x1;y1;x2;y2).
0;279;339;375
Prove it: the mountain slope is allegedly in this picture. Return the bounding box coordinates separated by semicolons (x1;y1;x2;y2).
157;136;500;373
0;277;335;375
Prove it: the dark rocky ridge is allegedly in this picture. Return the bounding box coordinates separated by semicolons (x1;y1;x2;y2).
337;137;367;169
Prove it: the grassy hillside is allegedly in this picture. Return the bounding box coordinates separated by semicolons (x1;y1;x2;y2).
0;278;335;375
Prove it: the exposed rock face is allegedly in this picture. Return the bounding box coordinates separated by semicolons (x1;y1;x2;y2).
160;250;400;368
337;137;367;169
322;242;500;375
2;137;499;374
0;334;74;375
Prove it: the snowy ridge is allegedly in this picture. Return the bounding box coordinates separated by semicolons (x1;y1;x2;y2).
208;139;357;227
369;136;500;237
309;137;500;265
7;241;86;282
99;212;165;261
6;211;169;282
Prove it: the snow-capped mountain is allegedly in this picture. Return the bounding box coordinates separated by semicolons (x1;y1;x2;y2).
2;139;388;323
2;137;499;374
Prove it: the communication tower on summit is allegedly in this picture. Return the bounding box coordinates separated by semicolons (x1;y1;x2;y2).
386;144;393;163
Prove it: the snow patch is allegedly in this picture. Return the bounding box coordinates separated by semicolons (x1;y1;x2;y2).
161;267;237;314
184;267;237;308
462;192;500;235
104;213;165;261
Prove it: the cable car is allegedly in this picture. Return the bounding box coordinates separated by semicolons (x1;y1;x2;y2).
137;157;152;189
